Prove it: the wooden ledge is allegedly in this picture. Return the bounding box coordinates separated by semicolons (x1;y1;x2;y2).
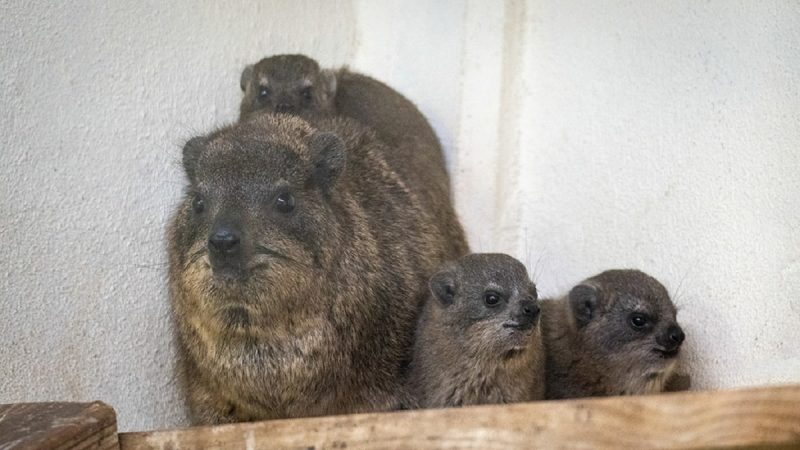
0;401;119;450
119;385;800;449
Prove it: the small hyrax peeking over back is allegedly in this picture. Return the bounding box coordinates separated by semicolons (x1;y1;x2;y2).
409;253;546;408
541;269;686;399
239;54;337;118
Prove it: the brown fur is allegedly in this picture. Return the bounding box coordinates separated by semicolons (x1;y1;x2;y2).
239;54;336;119
239;54;469;260
408;254;545;408
167;113;465;424
541;269;685;399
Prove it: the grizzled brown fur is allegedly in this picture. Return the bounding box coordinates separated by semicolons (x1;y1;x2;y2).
541;269;686;399
408;254;545;408
239;54;336;119
167;113;463;424
239;54;469;260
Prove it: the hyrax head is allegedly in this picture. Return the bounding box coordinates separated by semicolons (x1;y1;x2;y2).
429;253;540;354
176;115;346;314
239;54;337;119
569;269;685;373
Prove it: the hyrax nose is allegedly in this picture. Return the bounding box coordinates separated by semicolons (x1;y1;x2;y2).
520;299;540;318
516;299;540;326
667;325;685;348
208;226;241;254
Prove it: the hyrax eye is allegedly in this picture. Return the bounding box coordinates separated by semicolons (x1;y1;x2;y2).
275;192;296;214
629;313;649;329
484;292;500;307
258;86;269;98
192;195;205;214
301;86;313;100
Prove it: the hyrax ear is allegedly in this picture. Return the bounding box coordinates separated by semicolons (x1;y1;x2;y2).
182;136;206;183
240;65;253;92
568;283;600;328
310;131;346;193
429;270;456;306
319;69;338;99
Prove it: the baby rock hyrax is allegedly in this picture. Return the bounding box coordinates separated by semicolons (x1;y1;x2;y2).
167;113;465;424
239;54;336;118
409;253;546;408
541;269;686;399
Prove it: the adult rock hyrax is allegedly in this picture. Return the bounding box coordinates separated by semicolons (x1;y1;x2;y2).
239;54;469;259
541;269;686;399
408;253;546;408
167;112;465;424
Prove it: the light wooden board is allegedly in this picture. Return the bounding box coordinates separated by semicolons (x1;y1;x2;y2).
0;401;119;450
119;385;800;449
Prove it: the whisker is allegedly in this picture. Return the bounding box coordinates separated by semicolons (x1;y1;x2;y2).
133;262;169;270
184;248;207;270
671;266;693;307
254;244;305;268
532;251;547;285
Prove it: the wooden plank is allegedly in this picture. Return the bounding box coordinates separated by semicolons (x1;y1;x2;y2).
0;402;119;450
119;385;800;449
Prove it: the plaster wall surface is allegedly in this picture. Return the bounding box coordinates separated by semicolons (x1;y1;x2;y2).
0;0;356;431
1;0;798;431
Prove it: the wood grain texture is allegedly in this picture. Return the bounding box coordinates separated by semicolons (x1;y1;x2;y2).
119;385;800;449
0;402;119;450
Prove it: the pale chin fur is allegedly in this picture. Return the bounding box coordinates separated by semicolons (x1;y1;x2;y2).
624;358;678;395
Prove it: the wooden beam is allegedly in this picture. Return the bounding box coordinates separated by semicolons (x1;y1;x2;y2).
0;401;119;450
119;385;800;449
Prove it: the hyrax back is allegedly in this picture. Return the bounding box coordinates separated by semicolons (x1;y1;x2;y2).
409;253;546;408
541;269;686;399
167;113;456;423
239;54;469;260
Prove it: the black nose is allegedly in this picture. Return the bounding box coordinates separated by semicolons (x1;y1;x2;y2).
520;300;540;318
668;325;685;346
209;226;240;254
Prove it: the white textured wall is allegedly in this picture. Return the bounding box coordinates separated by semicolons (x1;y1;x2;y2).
2;0;798;432
0;0;356;431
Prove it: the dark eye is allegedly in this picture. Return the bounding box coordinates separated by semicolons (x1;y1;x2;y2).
629;313;649;329
192;195;204;214
301;86;313;100
258;86;269;98
484;292;500;307
275;192;295;213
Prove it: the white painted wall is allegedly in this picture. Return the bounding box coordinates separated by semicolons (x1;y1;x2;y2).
2;0;798;432
0;0;356;431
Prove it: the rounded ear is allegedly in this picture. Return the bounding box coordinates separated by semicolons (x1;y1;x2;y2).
568;283;600;328
319;69;338;99
240;65;254;92
182;136;206;183
309;132;346;194
429;270;456;306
